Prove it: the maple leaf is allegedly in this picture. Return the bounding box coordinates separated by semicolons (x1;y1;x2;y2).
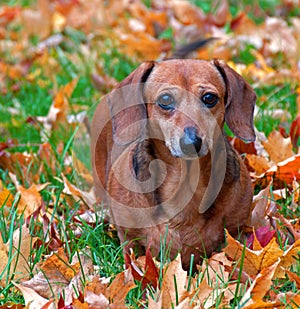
83;270;136;308
262;131;294;164
223;230;300;278
14;282;55;309
9;172;49;218
239;259;281;308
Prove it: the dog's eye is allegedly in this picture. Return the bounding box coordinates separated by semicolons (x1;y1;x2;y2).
202;93;218;108
157;94;175;110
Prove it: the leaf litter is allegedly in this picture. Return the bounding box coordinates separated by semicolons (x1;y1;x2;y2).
1;0;300;308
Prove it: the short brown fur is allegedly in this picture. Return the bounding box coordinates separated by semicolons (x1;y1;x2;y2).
91;59;256;270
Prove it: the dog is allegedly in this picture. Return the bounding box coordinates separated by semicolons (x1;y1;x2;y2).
91;58;256;270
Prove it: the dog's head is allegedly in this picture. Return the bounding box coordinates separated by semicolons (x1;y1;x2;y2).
108;59;256;159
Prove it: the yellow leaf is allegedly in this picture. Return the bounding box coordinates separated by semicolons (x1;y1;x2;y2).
0;188;13;207
246;154;272;176
223;230;283;276
239;259;280;308
41;247;80;282
262;131;294;164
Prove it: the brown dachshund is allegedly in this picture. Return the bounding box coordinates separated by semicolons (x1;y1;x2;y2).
91;59;256;270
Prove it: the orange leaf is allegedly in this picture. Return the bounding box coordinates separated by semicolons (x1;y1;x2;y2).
223;230;282;276
106;269;136;307
40;247;80;282
159;255;187;308
239;260;281;308
0;188;13;208
247;154;271;176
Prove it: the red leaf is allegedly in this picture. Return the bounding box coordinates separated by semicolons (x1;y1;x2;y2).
247;226;276;249
144;245;159;290
228;137;257;155
290;114;300;148
124;245;159;290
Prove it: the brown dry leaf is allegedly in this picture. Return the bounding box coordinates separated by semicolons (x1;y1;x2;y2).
22;249;94;304
169;0;205;27
83;270;136;309
0;224;38;284
192;278;213;307
247;154;272;176
106;269;136;308
21;247;79;299
292;179;300;205
251;155;300;186
159;255;187;308
272;155;300;184
9;173;49;217
118;31;167;60
239;260;281;308
201;252;232;284
262;131;294;164
277;239;300;277
0;188;14;216
14;282;55;309
84;276;110;303
40;247;80;282
21;0;52;40
0;234;9;285
37;78;78;133
249;182;272;229
286;270;300;289
61;174;96;208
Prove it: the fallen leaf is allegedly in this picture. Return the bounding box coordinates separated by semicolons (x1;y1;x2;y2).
106;268;136;308
61;174;96;208
239;259;280;308
262;131;294;164
0;224;39;285
249;181;273;229
125;245;159;290
290;114;300;148
14;282;55;309
247;154;272;176
9;173;49;217
223;230;282;276
37;78;78;134
247;227;276;250
160;255;187;308
21;0;52;40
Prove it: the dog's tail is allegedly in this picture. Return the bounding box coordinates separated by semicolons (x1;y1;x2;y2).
169;37;217;59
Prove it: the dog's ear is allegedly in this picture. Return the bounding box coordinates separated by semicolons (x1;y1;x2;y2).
108;61;155;145
213;59;256;142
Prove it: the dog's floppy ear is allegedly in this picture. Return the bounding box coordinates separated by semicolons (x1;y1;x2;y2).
213;59;256;142
108;61;155;145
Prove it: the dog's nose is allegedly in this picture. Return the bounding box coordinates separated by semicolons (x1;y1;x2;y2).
179;127;202;156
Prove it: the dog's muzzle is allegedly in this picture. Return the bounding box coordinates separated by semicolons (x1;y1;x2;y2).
179;127;202;157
